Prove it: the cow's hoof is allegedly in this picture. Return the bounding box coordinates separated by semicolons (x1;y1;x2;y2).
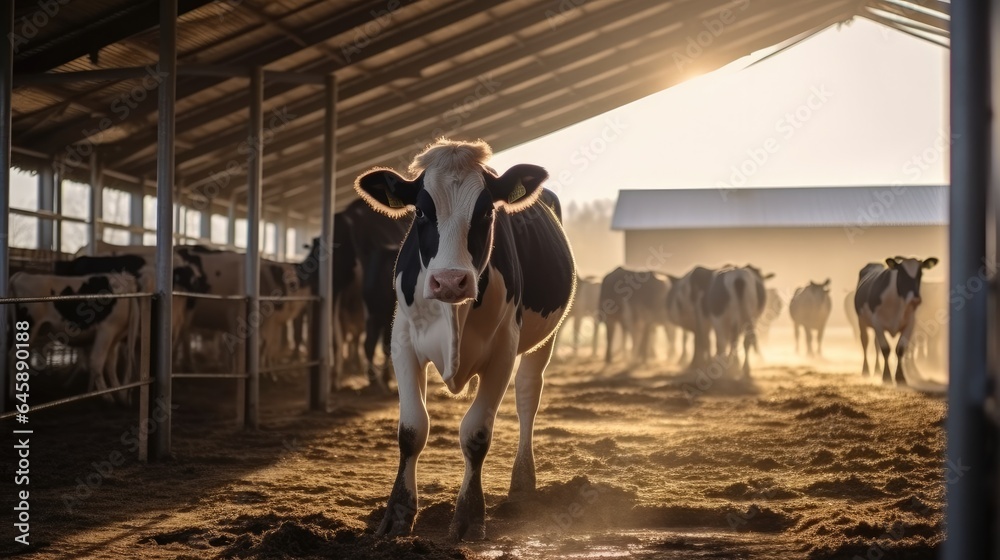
448;517;486;542
376;517;413;538
376;507;415;537
895;376;908;386
376;488;417;537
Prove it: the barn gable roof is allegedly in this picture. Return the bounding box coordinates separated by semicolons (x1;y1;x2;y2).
611;185;948;230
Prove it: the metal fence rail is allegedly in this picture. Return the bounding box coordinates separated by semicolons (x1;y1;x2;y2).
0;294;153;461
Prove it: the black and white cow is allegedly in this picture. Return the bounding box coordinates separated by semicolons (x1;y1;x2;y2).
9;271;140;405
52;252;208;359
564;275;600;357
666;266;717;369
854;256;938;384
702;265;773;377
789;279;832;356
301;219;365;387
598;267;672;364
845;288;882;373
354;139;575;540
343;198;411;390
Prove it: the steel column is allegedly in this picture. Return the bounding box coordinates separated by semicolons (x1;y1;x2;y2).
276;212;286;260
0;1;12;413
200;208;211;242
130;186;145;245
151;0;177;461
312;74;336;411
946;0;991;558
37;166;55;250
53;163;63;252
244;66;264;430
88;152;103;254
227;194;237;247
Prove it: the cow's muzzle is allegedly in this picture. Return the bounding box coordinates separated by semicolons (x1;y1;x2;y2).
426;269;476;303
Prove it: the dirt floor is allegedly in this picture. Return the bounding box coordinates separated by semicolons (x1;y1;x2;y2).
1;327;946;559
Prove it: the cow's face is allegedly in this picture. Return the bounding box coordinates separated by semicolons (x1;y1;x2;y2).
356;162;547;304
886;256;938;304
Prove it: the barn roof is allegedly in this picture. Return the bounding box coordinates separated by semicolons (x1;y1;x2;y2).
11;0;950;223
611;185;949;230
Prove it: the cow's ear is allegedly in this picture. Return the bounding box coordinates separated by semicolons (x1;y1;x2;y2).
922;257;939;270
483;164;547;212
823;278;831;288
885;257;899;269
763;272;776;280
667;274;681;283
355;168;423;218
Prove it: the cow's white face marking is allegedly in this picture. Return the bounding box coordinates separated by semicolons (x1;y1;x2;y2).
421;167;492;301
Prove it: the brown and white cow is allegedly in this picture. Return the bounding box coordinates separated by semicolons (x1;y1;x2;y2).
854;256;938;384
355;139;575;540
9;272;140;405
789;279;832;356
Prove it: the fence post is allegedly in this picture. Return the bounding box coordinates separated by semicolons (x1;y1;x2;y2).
151;0;178;460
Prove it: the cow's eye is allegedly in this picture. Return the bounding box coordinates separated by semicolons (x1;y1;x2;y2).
414;207;425;219
483;209;494;220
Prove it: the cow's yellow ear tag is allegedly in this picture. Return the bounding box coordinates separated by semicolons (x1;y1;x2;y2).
386;191;406;209
508;180;526;203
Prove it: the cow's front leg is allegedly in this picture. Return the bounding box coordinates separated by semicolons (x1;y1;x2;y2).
894;321;917;386
451;353;516;541
377;344;428;537
511;336;555;498
873;326;893;384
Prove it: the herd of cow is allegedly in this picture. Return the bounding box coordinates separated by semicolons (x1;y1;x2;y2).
1;137;946;541
5;197;413;404
564;255;941;385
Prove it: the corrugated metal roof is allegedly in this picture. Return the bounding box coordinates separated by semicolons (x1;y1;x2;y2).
10;0;949;224
611;185;949;230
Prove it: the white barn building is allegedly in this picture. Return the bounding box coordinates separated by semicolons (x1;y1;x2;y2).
611;185;948;328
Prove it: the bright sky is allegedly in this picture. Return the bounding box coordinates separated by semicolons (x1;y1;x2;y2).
489;18;949;206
